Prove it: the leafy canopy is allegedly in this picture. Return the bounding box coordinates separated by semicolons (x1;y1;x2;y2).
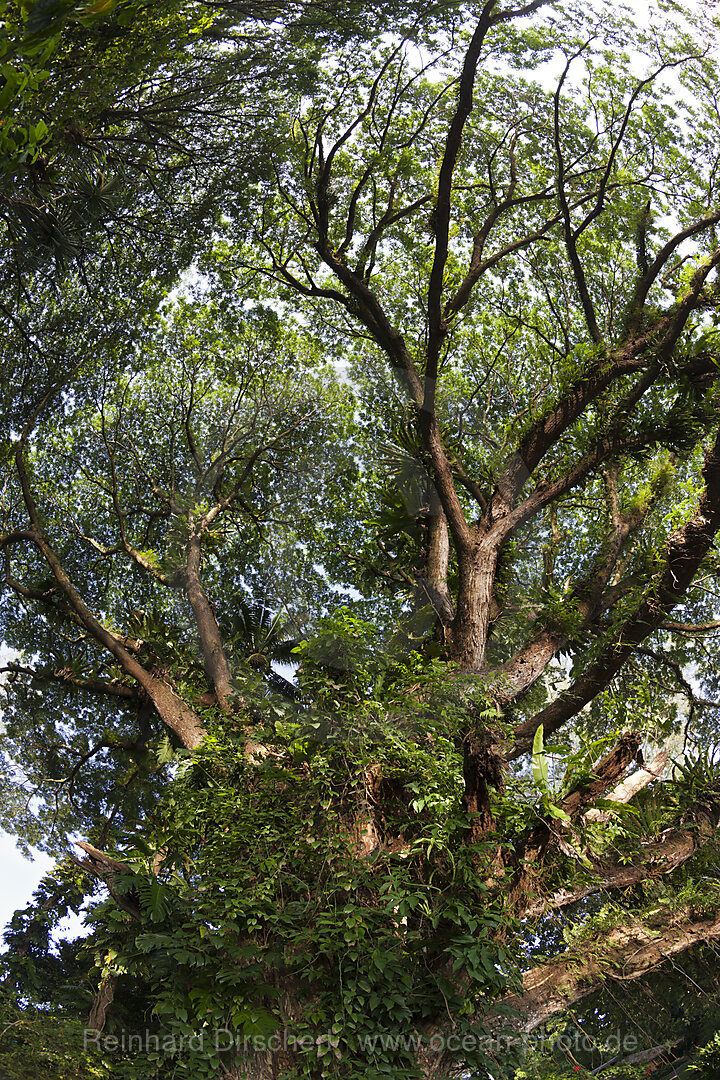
3;1;720;1079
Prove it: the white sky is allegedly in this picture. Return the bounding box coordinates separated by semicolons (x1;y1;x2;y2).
0;835;54;943
0;835;88;950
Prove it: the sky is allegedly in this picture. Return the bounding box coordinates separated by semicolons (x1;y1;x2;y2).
0;0;713;950
0;834;54;940
0;840;88;949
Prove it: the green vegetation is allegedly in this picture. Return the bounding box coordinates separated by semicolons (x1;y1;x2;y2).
2;1;720;1077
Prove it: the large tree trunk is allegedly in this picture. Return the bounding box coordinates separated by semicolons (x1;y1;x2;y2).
451;545;497;670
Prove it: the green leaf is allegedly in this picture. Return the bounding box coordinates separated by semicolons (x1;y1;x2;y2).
532;724;549;791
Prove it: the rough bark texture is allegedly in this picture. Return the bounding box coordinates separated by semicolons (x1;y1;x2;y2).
87;974;117;1034
185;532;235;710
503;906;720;1033
424;514;455;625
461;733;505;841
583;749;668;823
452;549;495;670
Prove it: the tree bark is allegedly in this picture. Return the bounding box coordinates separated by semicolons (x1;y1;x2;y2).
451;544;496;670
502;905;720;1034
87;974;117;1034
185;533;235;710
510;427;720;757
423;514;455;625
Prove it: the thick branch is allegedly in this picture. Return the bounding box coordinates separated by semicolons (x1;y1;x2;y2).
0;664;137;701
509;427;720;757
15;445;206;750
490;346;649;515
583;749;668;823
185;533;235;709
523;823;699;919
419;513;455;625
502;904;720;1033
315;245;473;550
73;841;142;922
496;491;644;699
426;2;500;389
424;0;551;349
558;733;643;818
504;427;660;537
87;974;117;1034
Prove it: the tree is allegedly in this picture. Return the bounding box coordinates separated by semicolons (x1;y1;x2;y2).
2;0;720;1078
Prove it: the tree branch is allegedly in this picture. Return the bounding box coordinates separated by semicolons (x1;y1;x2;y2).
523;825;696;918
73;841;142;922
426;2;500;392
502;426;661;537
496;478;647;700
490;254;720;518
660;619;720;635
509;734;642;905
583;748;668;823
314;244;473;551
422;513;455;625
509;426;720;758
185;532;235;710
0;664;137;701
624;209;720;337
502;904;720;1033
553;45;603;344
14;442;206;750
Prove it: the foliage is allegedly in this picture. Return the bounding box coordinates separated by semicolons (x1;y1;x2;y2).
3;0;720;1078
71;656;519;1079
0;988;109;1080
